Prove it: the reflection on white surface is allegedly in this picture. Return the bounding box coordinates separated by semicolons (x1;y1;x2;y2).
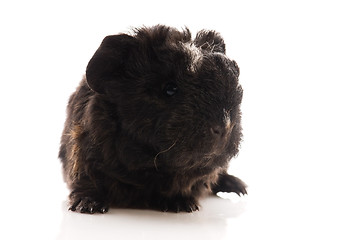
57;195;247;240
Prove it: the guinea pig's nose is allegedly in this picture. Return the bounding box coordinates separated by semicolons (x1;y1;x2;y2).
210;126;227;139
211;110;233;140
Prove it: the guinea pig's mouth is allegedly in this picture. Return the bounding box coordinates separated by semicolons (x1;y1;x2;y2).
209;141;229;157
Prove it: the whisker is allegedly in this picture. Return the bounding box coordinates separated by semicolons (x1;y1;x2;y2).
153;140;178;171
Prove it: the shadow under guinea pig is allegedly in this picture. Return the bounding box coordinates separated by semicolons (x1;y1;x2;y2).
57;195;247;240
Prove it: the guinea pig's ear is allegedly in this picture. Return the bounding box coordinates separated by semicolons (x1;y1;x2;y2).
86;34;137;94
194;30;226;53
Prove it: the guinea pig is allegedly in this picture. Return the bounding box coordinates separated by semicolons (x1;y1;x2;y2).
59;25;247;214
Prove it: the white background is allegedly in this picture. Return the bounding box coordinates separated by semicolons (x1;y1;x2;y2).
1;0;360;239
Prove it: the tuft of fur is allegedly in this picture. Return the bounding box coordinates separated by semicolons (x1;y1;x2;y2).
59;25;247;214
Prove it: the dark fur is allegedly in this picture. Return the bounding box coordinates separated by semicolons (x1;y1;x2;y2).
59;25;247;214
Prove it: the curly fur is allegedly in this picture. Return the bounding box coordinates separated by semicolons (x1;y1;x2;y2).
59;25;247;214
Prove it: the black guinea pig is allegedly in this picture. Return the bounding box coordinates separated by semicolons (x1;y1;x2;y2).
59;25;247;214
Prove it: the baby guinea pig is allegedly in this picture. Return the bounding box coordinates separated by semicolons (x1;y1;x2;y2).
59;25;247;214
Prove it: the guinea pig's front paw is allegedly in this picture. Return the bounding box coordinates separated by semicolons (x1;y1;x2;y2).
212;173;248;196
159;196;199;213
69;197;109;214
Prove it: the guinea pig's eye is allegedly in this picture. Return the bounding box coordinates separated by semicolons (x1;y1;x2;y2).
164;82;178;97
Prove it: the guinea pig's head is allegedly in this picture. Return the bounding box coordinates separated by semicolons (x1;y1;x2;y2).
86;25;243;170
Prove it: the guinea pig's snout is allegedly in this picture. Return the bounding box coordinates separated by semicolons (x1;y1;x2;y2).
209;110;234;154
210;125;228;139
210;122;233;140
210;124;232;155
210;112;233;141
